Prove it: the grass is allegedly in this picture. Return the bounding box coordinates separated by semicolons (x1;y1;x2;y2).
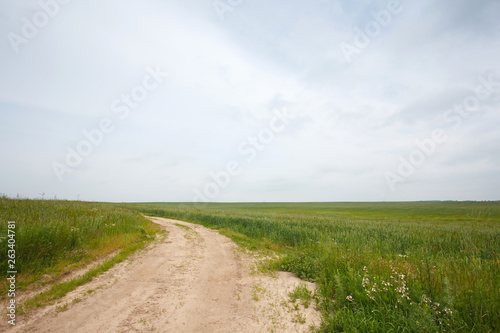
2;197;498;331
173;223;192;230
0;197;163;308
179;201;500;221
252;283;266;301
289;283;313;308
123;201;500;332
19;235;156;313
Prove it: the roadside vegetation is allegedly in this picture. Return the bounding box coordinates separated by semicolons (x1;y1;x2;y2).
2;197;498;331
124;201;500;332
0;196;162;310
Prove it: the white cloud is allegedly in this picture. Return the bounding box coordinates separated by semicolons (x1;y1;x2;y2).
0;0;499;201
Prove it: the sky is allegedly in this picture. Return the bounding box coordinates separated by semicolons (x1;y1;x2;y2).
0;0;499;203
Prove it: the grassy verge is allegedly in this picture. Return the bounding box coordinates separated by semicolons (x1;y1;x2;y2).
19;235;157;313
0;197;162;305
122;202;500;332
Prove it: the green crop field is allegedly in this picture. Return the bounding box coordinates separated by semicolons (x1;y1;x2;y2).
123;201;500;332
2;199;498;331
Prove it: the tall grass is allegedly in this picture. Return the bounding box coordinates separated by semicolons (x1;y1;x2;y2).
0;197;161;295
124;202;500;332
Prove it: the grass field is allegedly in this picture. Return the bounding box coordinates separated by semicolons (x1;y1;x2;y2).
0;197;162;308
2;199;498;331
123;201;500;332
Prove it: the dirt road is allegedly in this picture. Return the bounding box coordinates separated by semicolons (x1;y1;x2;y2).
7;217;319;332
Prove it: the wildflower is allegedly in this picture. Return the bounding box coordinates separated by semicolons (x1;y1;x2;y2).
346;295;353;302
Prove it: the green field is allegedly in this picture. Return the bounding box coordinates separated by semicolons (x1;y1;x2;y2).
1;199;498;331
123;201;500;332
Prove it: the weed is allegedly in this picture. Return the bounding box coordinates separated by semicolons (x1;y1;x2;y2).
293;312;306;324
174;223;192;230
55;303;68;312
289;283;313;308
252;283;266;301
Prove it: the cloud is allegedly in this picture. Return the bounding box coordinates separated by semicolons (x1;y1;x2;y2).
0;0;499;201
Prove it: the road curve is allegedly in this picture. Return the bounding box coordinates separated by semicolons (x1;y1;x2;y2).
8;217;319;332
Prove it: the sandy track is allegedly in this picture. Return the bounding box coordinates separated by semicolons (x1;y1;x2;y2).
6;217;319;332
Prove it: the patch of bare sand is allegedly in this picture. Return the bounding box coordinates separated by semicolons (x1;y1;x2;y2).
3;217;320;332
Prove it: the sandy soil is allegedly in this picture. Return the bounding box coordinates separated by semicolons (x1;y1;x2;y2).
4;217;320;332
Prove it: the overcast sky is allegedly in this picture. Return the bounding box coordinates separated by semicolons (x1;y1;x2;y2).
1;0;499;202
